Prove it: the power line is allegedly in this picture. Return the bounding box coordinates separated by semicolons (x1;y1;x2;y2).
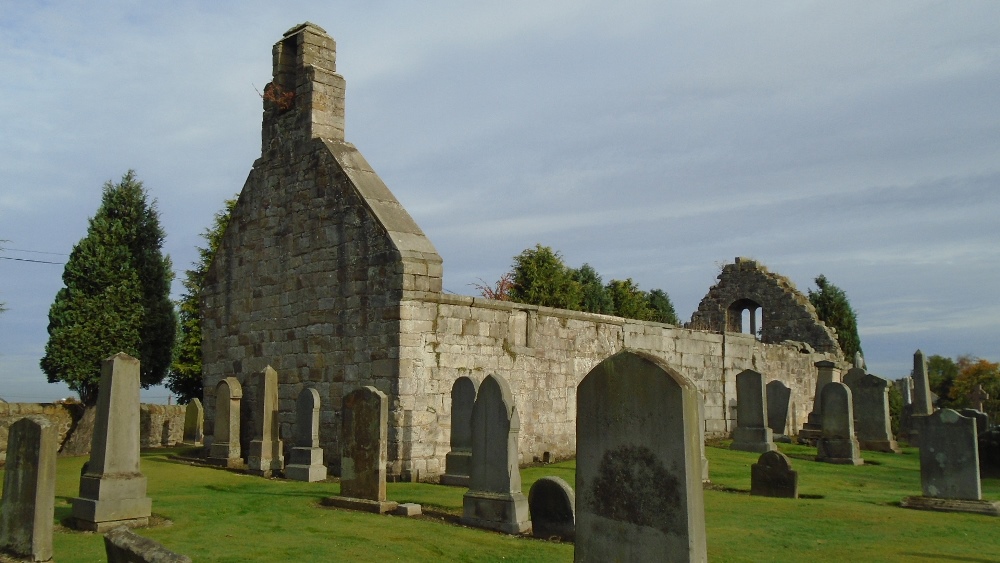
3;247;69;256
0;256;64;265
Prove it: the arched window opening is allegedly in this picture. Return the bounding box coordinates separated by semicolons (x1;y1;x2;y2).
728;298;763;340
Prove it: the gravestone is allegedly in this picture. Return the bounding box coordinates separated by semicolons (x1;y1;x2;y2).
324;386;396;513
698;393;709;483
750;450;798;499
958;409;989;435
461;374;530;534
909;350;934;447
799;360;841;444
815;382;863;465
71;353;153;531
441;376;479;486
182;399;203;445
104;526;191;563
247;366;283;477
528;476;575;540
854;351;865;370
969;384;989;412
845;371;900;453
576;351;707;562
896;377;913;406
0;416;57;561
285;388;326;482
766;380;791;437
730;369;777;453
901;409;1000;516
208;377;243;468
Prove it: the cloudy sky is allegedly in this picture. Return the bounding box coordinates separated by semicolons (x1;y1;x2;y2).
1;1;998;402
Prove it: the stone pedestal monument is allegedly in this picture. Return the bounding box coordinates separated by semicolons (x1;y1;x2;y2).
285;388;326;482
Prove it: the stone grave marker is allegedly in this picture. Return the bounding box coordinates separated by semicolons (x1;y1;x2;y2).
958;408;989;435
576;350;707;562
969;384;989;413
208;377;243;468
815;382;863;465
182;398;203;445
71;353;152;531
896;377;913;406
698;393;709;483
909;350;934;446
461;374;530;534
104;526;191;563
730;369;777;453
799;360;841;444
901;409;1000;516
848;372;900;453
766;380;791;438
750;450;798;499
441;376;479;486
0;416;57;561
247;366;283;477
528;476;575;540
285;388;326;482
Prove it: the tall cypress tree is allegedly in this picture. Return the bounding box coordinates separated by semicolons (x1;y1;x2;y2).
41;171;175;404
807;274;862;359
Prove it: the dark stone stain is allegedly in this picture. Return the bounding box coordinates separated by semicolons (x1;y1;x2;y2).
587;444;680;534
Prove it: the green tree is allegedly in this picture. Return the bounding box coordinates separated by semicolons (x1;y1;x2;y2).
949;356;1000;420
807;274;862;359
647;288;679;325
508;244;582;310
168;197;237;404
571;263;613;315
927;354;959;409
40;171;175;404
887;381;903;437
606;278;653;321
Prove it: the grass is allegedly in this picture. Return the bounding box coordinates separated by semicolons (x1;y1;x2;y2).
3;442;999;562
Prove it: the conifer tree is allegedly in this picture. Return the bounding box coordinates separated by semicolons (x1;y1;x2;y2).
509;244;582;310
606;278;654;321
647;288;679;325
572;263;613;315
40;171;175;404
807;274;862;359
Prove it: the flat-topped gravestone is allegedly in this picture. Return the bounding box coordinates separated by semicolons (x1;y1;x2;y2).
766;380;791;437
71;353;152;532
750;450;798;499
901;409;1000;516
799;360;841;445
847;372;900;453
815;383;863;465
182;398;203;445
208;377;243;468
731;369;777;453
286;388;326;482
576;351;707;563
0;416;57;562
247;366;283;477
441;376;478;487
529;476;575;540
462;374;530;534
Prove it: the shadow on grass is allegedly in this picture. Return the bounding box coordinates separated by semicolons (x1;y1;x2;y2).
898;553;1000;563
202;484;329;498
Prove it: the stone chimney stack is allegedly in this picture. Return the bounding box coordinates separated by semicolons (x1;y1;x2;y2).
262;22;345;154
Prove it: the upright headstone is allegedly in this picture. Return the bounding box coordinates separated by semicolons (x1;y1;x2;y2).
815;382;863;465
750;450;798;499
901;409;1000;516
799;360;841;444
766;380;791;437
462;374;530;534
0;417;57;561
182;399;204;445
698;393;709;483
528;476;576;540
730;369;777;453
208;377;243;468
247;366;283;477
441;376;479;486
848;372;901;453
912;350;933;416
71;353;152;531
324;386;396;513
285;388;326;482
576;351;707;562
896;377;912;406
854;351;865;370
969;384;989;413
959;408;989;436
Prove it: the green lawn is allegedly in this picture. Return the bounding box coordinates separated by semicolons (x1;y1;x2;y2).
4;442;999;562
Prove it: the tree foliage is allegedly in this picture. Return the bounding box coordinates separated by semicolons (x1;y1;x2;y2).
927;354;959;409
807;274;862;359
572;264;613;315
508;245;582;310
168;197;237;404
606;278;652;321
647;288;679;325
41;171;175;404
949;355;1000;420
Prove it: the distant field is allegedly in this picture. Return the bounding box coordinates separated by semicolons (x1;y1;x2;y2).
3;442;998;562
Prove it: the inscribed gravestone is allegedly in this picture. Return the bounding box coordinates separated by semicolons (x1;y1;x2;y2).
529;476;575;540
462;374;530;534
731;369;776;453
766;380;791;436
182;399;203;445
247;366;283;477
208;377;243;468
442;376;478;487
0;417;57;561
576;350;707;563
750;450;798;499
285;388;326;482
340;386;391;503
850;372;900;453
71;353;152;531
815;382;863;465
799;360;841;444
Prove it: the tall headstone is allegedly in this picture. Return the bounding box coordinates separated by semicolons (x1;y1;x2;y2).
285;388;326;482
750;450;798;499
324;386;396;513
208;377;243;468
441;376;479;486
576;351;707;563
528;476;576;540
731;370;777;453
896;377;912;406
799;360;841;444
462;374;530;534
182;399;203;445
912;350;933;416
847;372;900;453
766;380;791;437
901;409;1000;516
815;382;863;465
0;417;57;561
71;353;152;531
247;366;283;477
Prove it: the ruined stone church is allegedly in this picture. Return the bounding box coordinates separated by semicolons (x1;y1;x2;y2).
201;22;845;480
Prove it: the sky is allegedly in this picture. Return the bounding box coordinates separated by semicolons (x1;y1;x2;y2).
1;1;999;403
